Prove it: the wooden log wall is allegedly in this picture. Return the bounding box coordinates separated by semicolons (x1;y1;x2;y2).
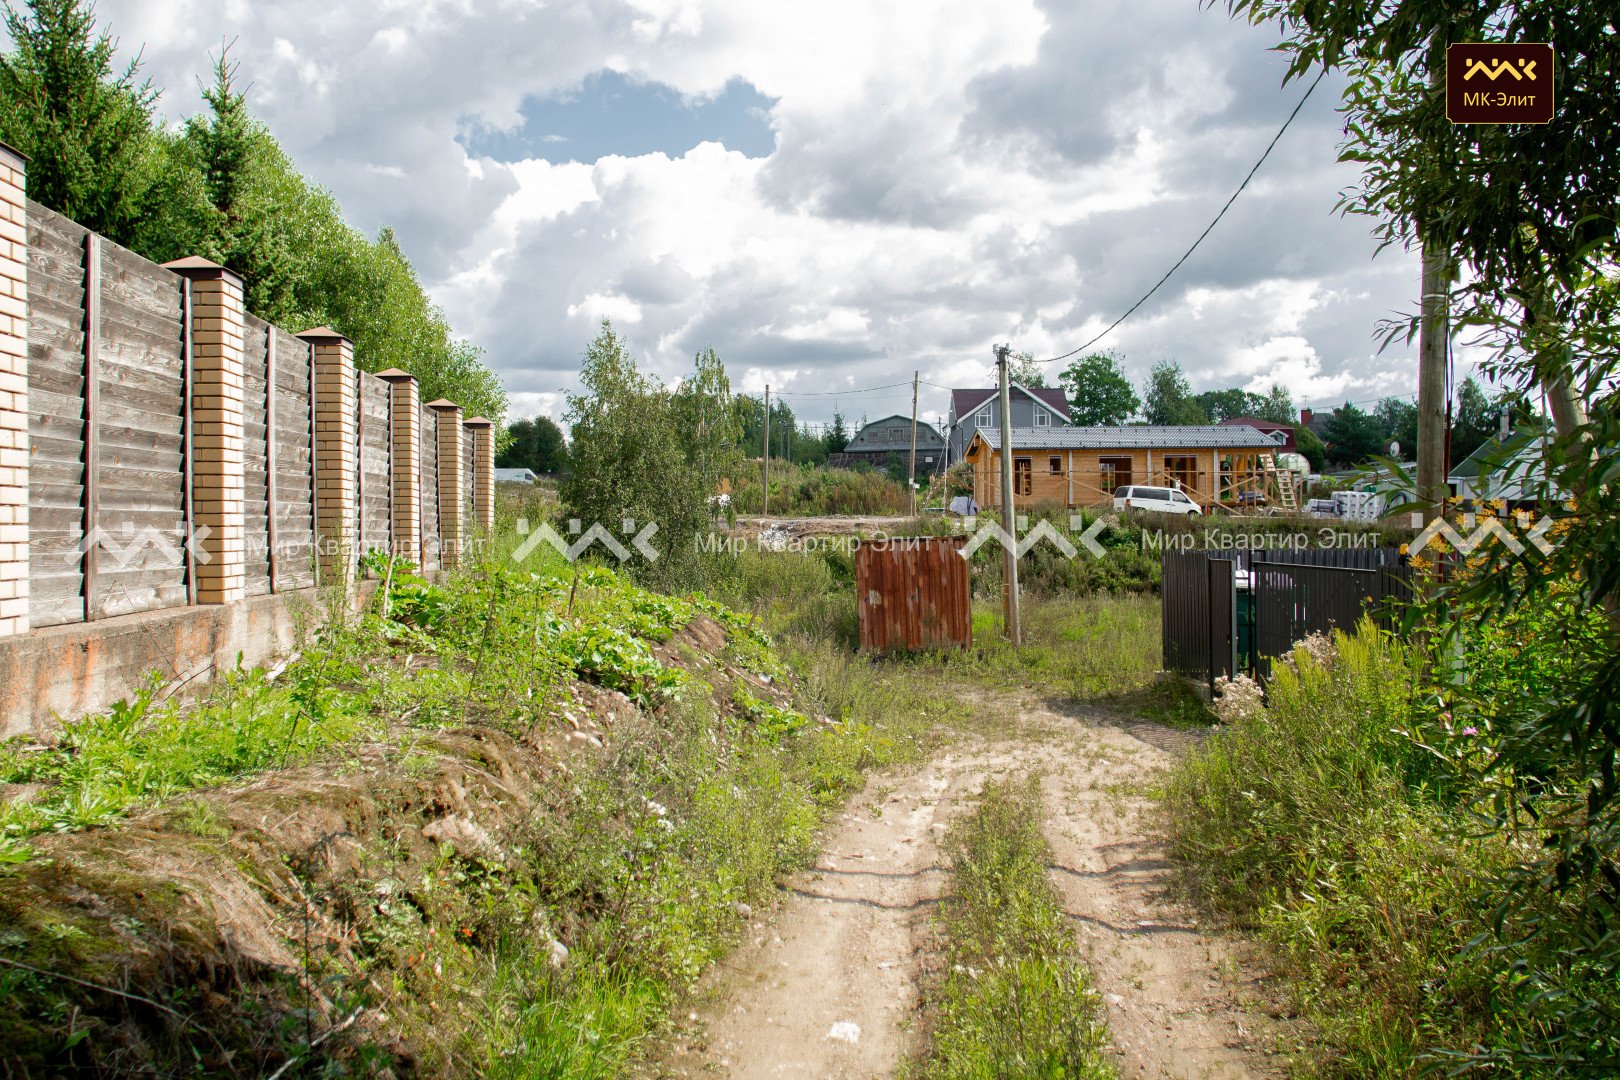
419;405;440;570
358;371;391;556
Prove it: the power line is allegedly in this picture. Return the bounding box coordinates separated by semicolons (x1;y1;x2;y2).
1039;69;1326;366
767;380;912;398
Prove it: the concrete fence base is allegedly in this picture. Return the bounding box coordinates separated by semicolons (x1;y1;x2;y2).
0;579;378;739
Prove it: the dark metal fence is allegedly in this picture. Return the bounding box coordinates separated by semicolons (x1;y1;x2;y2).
1251;561;1412;679
1161;546;1413;689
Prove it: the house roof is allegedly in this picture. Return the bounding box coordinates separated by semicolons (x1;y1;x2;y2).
950;385;1070;422
1447;428;1550;483
970;424;1280;451
846;414;944;452
1218;416;1291;432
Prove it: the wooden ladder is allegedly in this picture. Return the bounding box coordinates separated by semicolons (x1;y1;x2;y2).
1260;453;1298;512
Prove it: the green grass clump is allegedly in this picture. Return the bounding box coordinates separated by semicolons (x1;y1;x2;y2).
911;593;1164;702
920;776;1113;1079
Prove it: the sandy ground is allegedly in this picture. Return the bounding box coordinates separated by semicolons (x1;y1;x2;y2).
656;694;1294;1079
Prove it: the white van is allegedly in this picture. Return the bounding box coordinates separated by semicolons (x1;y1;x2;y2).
1113;485;1202;516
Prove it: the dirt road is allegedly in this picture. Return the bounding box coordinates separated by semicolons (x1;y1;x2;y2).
661;695;1290;1079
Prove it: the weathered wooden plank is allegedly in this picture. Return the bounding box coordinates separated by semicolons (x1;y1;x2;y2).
98;288;183;347
243;320;272;596
97;418;185;457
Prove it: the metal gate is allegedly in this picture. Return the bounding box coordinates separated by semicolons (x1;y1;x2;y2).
1162;547;1412;689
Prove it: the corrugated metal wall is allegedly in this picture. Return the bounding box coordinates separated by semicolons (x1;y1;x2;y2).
855;536;972;653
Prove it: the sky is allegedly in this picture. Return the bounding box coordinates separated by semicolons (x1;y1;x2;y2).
102;0;1448;432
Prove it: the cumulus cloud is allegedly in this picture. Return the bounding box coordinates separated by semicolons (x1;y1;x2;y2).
106;0;1438;425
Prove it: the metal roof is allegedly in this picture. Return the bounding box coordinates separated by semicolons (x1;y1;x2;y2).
971;424;1280;451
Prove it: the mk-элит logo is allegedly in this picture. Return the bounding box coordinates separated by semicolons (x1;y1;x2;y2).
1446;42;1555;125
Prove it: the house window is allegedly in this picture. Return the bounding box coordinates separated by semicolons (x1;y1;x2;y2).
1034;411;1050;427
1049;456;1062;475
1271;430;1288;445
977;407;992;426
1014;457;1033;496
1164;454;1198;491
1099;456;1133;493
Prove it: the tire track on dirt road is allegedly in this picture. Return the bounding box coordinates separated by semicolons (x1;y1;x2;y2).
660;695;1294;1079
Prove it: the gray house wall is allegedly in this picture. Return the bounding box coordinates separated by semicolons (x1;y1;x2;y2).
847;415;944;453
948;392;1068;463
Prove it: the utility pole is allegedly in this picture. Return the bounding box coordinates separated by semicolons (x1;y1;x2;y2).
762;384;770;517
1415;36;1452;526
1416;231;1452;525
995;344;1022;644
907;370;919;517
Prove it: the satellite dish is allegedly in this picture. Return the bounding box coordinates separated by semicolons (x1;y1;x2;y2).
1388;440;1401;458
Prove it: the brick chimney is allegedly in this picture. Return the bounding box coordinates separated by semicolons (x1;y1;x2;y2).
1300;407;1313;426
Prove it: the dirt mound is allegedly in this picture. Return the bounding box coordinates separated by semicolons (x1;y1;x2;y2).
1;724;555;1075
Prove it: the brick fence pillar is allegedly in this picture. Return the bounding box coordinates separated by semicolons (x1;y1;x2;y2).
165;256;247;605
463;416;494;533
300;327;357;584
426;400;462;567
0;143;26;636
376;369;421;564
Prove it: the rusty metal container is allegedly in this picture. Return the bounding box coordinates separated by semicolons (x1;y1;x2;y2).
855;535;972;653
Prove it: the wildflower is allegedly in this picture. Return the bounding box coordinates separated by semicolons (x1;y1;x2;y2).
1462;726;1479;736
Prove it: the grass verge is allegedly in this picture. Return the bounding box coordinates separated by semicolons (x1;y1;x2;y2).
916;775;1114;1078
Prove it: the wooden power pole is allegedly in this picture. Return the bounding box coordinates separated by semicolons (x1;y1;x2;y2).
762;384;770;517
1416;234;1451;524
995;345;1022;644
907;370;919;517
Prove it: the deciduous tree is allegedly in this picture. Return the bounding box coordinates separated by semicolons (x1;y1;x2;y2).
1058;351;1139;426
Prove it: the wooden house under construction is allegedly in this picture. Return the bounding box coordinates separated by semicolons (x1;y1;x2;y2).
963;424;1299;511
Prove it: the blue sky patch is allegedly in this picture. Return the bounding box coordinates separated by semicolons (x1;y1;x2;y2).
461;71;776;163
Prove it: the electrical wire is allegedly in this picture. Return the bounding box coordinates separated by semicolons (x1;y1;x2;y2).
1038;69;1327;366
768;380;912;398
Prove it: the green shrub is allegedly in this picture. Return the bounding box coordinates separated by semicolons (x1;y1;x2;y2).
1164;623;1529;1072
